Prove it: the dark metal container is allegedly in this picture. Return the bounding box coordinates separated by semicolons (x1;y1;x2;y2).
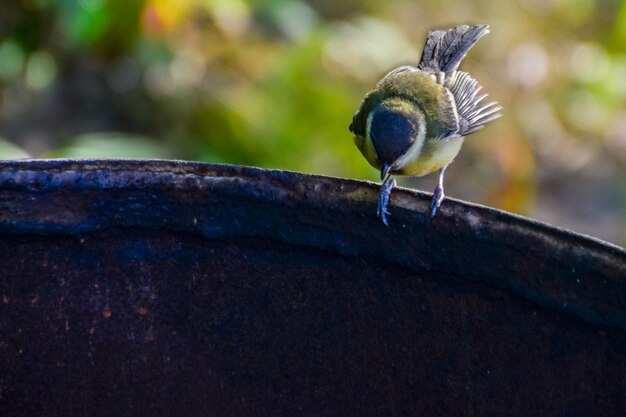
0;159;625;416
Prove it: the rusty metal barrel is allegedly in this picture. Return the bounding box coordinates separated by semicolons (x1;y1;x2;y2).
1;159;625;416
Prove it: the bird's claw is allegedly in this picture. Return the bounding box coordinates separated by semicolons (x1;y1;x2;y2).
377;177;396;227
430;185;445;217
377;205;391;227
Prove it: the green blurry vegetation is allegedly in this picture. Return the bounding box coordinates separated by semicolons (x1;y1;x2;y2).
0;0;625;245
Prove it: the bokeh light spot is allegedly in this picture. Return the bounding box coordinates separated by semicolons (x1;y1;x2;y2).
569;43;610;83
25;51;57;90
507;43;548;88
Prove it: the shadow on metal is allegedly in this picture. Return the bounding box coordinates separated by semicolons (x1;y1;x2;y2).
0;159;625;416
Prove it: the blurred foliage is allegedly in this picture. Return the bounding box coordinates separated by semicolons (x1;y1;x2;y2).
0;0;625;245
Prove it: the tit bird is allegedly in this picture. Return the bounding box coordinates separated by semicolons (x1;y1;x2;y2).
349;24;501;225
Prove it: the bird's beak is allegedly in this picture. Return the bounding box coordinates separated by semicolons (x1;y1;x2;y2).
380;163;391;180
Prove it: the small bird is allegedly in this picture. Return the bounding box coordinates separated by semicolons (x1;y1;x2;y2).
349;24;501;225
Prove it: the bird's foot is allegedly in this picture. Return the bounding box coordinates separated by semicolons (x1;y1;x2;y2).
430;185;445;217
377;177;396;227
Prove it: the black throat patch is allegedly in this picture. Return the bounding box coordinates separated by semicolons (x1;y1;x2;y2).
369;107;418;166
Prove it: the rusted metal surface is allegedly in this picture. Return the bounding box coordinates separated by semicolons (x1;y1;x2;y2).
0;159;625;416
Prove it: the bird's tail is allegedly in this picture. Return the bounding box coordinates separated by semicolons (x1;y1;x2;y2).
418;24;490;76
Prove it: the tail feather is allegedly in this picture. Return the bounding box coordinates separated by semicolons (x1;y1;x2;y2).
419;24;490;76
419;30;446;70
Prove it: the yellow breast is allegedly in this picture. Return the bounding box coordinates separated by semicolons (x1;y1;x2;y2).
396;136;465;177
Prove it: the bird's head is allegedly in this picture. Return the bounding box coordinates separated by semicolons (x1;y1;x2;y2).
366;97;426;179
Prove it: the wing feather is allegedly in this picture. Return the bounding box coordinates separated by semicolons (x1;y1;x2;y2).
446;71;501;136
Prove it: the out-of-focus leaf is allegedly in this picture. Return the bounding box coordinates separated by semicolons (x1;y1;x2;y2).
0;138;30;159
45;132;169;159
0;41;25;81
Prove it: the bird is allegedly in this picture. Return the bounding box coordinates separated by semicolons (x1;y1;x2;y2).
349;24;502;226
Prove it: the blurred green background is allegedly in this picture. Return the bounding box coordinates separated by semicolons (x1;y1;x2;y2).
0;0;625;246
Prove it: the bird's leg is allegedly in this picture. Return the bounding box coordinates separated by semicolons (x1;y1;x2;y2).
430;166;447;217
377;176;396;227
